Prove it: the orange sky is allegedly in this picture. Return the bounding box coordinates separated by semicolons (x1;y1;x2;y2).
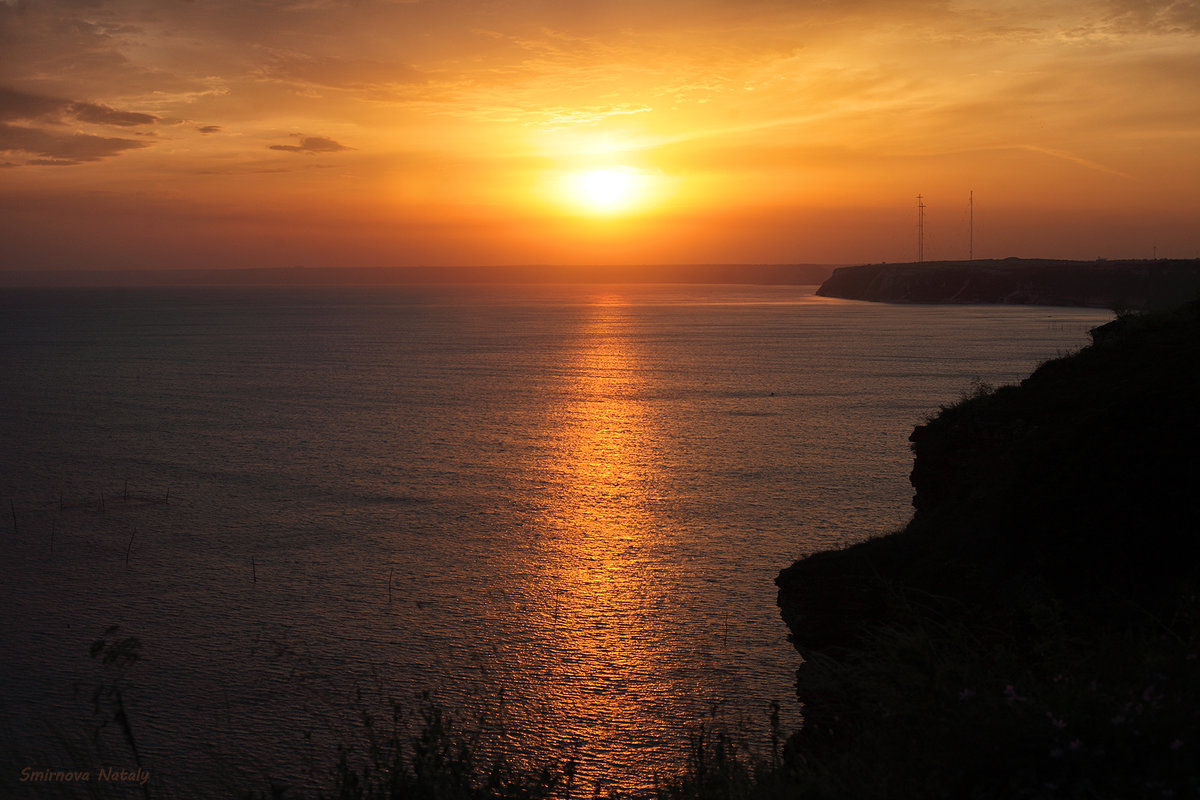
2;0;1198;270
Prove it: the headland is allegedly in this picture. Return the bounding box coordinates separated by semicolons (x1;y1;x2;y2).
775;297;1200;795
816;257;1200;309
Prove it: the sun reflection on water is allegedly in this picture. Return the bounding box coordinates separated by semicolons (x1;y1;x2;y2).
491;297;713;789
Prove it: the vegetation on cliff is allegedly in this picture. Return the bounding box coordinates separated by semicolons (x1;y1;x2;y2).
776;298;1200;797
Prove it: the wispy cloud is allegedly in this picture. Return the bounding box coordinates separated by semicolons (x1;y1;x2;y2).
1016;144;1135;179
255;49;424;90
540;104;652;129
1103;0;1200;33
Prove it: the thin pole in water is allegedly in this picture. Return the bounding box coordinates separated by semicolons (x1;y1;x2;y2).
388;567;393;603
9;500;16;535
125;528;135;567
252;556;257;584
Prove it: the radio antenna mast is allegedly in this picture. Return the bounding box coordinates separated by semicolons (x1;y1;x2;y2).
969;190;974;261
917;194;926;262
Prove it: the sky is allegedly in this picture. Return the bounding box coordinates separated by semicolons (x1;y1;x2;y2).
1;0;1198;270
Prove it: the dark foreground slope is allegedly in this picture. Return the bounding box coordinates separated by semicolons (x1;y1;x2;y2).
776;301;1200;798
817;258;1200;309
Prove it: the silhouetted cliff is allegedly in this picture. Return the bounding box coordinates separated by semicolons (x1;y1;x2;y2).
816;258;1200;310
775;299;1200;797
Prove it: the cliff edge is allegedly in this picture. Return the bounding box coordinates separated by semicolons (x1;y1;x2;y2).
775;299;1200;797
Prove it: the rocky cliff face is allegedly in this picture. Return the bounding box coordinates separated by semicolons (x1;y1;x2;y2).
779;298;1200;640
816;258;1200;309
774;300;1200;796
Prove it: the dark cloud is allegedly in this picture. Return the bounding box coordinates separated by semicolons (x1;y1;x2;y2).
0;86;157;125
0;85;156;165
197;124;221;134
0;86;66;121
0;121;148;164
268;135;351;153
69;101;157;126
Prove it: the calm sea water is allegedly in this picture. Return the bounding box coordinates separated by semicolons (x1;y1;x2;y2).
0;285;1111;796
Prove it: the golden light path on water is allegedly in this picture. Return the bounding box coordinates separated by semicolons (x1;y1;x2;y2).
491;295;708;789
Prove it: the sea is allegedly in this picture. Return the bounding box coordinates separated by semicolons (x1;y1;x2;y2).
0;284;1113;797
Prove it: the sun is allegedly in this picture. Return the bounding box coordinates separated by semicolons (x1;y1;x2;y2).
563;167;645;214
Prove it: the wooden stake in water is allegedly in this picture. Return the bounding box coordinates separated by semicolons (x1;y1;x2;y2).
123;480;128;503
252;556;257;584
125;528;135;566
9;500;16;535
50;519;56;555
388;567;394;603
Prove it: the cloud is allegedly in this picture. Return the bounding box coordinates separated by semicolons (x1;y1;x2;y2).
0;121;148;164
541;104;653;129
0;85;157;164
69;101;157;126
1104;0;1200;33
0;87;63;120
0;2;204;102
197;124;221;134
268;134;352;153
0;86;157;125
256;50;424;90
1016;144;1134;179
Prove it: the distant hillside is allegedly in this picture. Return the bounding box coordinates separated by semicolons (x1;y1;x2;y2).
817;258;1200;310
0;263;836;288
774;299;1200;797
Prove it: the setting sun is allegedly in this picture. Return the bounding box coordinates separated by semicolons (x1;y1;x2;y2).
564;168;646;215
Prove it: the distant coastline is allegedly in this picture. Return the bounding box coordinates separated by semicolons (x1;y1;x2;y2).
0;263;836;288
816;257;1200;310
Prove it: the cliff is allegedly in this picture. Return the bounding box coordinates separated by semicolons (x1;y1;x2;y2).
775;299;1200;797
816;258;1200;310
